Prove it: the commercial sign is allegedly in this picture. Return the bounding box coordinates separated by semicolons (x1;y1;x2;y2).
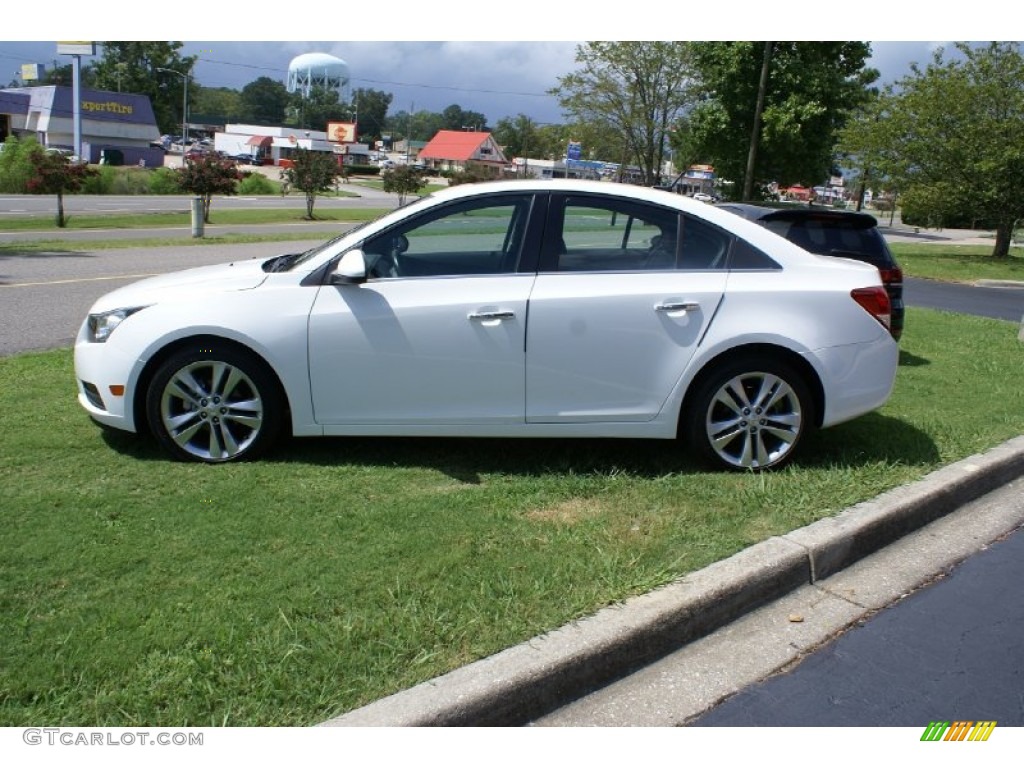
57;42;96;56
20;63;40;81
327;122;357;143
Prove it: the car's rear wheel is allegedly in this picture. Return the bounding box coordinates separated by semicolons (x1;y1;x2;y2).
685;356;813;471
146;343;283;463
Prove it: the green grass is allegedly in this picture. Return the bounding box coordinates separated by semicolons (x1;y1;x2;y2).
0;207;391;233
352;180;448;195
890;243;1024;283
2;318;1023;727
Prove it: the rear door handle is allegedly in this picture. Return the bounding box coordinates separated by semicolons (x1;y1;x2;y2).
654;301;699;313
468;310;516;320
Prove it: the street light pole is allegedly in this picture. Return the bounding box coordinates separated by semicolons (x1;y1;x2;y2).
156;66;190;162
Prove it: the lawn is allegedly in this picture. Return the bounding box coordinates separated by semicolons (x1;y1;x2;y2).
890;243;1024;283
0;207;391;233
1;308;1022;726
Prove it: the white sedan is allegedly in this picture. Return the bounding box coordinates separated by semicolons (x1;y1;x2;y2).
74;180;898;471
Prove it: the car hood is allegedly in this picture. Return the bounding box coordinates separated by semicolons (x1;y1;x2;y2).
89;258;270;313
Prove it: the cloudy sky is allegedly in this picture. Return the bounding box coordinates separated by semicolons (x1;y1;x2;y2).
3;4;1014;125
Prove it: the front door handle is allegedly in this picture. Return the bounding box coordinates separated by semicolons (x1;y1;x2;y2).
654;301;699;313
468;310;516;321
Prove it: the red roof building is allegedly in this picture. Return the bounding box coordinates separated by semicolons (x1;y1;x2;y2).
418;130;507;175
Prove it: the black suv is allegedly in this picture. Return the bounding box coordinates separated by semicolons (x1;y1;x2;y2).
717;203;904;340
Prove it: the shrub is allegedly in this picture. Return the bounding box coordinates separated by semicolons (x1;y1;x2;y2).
148;168;183;194
237;172;275;195
447;165;497;187
0;135;41;193
345;164;379;176
80;166;116;195
110;168;151;195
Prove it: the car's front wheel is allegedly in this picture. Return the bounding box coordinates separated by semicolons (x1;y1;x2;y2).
146;343;283;463
684;357;813;471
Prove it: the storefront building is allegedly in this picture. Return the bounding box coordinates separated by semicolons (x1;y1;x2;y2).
0;85;163;166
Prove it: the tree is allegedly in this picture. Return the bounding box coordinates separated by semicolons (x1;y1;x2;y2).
43;62;94;88
838;42;1024;258
284;149;338;219
492;114;541;159
25;149;98;227
288;85;350;130
175;154;241;223
552;42;696;186
191;86;241;124
92;42;197;133
380;165;427;206
441;104;488;132
353;88;393;142
679;42;877;196
239;77;290;126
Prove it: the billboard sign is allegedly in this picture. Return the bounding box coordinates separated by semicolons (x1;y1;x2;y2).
328;122;357;143
57;42;96;56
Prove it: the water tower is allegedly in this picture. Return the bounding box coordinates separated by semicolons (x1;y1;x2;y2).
286;52;351;103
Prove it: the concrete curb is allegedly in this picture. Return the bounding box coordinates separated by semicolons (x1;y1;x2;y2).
974;279;1024;289
320;435;1024;727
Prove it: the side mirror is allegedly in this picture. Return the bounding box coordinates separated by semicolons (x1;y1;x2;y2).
331;250;367;285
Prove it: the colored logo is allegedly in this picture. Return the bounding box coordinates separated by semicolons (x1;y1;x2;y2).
921;721;997;741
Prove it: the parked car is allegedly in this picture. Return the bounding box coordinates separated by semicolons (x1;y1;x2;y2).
74;180;898;470
227;153;262;166
716;203;904;340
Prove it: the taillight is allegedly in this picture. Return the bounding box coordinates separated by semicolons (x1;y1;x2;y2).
851;286;892;334
878;266;903;285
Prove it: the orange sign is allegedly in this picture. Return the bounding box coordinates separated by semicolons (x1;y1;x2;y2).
327;122;357;143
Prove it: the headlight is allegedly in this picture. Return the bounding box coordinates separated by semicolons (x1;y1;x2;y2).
87;307;148;343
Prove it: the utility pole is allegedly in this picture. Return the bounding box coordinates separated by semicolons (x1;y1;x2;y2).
743;41;773;200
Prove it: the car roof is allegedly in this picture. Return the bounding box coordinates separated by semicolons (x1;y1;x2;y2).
716;202;880;228
422;180;799;244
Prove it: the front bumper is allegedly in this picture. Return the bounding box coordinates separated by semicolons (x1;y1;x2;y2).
73;321;142;433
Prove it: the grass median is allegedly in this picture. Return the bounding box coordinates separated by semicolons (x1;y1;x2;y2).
0;207;391;233
2;308;1023;726
889;243;1024;283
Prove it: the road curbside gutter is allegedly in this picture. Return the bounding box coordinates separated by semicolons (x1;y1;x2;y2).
320;435;1024;727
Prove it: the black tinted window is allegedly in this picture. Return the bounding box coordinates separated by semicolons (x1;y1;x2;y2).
763;217;894;268
727;238;781;270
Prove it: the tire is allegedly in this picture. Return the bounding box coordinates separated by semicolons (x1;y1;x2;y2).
146;343;283;463
684;356;813;472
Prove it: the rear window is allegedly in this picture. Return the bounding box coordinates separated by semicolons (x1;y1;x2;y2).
762;216;894;268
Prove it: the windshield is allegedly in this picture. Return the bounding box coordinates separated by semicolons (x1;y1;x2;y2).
279;194;437;271
276;219;377;271
762;217;895;268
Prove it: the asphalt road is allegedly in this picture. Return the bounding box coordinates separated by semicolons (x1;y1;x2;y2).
904;276;1023;322
691;519;1024;726
0;239;325;356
